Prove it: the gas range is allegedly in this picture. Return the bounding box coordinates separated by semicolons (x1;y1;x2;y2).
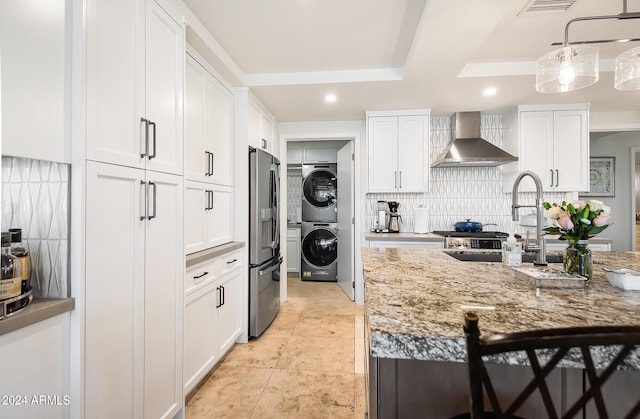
432;231;509;250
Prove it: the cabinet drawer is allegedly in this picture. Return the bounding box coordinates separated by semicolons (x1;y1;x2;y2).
215;249;242;277
185;260;216;293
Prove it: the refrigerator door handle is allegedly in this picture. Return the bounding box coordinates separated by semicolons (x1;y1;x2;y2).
258;256;283;276
270;162;280;249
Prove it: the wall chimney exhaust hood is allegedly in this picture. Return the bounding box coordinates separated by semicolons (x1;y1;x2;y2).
430;112;517;168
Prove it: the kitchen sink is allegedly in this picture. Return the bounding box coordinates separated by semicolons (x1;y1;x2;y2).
444;250;563;263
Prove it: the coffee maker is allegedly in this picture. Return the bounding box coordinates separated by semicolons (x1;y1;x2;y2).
387;201;402;232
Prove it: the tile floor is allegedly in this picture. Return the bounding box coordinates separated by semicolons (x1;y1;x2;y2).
185;274;367;419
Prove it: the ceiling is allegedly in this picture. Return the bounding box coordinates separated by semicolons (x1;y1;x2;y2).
182;0;640;121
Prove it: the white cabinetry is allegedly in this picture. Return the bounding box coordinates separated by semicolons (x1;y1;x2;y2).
1;0;67;162
185;53;233;186
85;162;183;419
184;52;234;254
303;145;338;163
502;104;589;193
84;1;184;417
366;111;430;193
287;228;301;273
86;0;184;175
288;144;302;165
184;181;233;254
367;239;444;249
249;95;277;156
184;249;243;395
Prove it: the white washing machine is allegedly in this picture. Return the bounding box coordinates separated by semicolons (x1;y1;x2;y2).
300;222;338;281
302;164;337;222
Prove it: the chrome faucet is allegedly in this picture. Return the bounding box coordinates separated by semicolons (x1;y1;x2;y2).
511;171;547;266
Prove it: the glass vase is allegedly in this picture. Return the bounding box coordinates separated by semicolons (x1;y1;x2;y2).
564;241;592;280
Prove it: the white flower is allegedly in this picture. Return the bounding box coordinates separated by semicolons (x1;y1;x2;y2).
545;205;563;220
589;200;605;212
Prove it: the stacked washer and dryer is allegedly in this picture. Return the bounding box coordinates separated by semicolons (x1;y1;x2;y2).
300;163;338;281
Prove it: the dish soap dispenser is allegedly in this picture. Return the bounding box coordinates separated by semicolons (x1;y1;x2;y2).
502;233;522;266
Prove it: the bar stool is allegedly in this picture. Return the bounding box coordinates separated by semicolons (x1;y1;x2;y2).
451;312;640;419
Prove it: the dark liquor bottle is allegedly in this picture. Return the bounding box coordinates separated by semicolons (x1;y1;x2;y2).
9;229;30;293
1;232;20;300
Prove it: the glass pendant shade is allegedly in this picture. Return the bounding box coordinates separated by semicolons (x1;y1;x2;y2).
536;45;599;93
615;46;640;90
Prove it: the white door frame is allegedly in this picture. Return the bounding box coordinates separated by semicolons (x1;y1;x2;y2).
631;147;640;251
279;126;365;305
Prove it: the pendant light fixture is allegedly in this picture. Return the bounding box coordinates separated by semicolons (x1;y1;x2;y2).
615;46;640;90
535;0;640;93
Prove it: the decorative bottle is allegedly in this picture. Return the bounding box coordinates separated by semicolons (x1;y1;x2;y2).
0;232;21;300
9;228;30;293
502;233;522;266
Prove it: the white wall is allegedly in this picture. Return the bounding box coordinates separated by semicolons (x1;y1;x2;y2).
589;131;640;251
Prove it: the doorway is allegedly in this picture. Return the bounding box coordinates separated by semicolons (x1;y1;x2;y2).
281;135;361;304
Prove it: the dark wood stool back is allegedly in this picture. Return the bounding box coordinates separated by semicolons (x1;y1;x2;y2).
457;312;640;419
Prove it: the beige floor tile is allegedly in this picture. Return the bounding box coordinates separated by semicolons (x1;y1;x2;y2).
251;369;355;419
276;334;354;373
354;373;367;419
262;310;302;337
221;335;290;368
293;313;355;339
187;278;367;419
186;366;272;419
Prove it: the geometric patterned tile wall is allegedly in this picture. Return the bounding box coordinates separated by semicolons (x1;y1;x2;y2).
1;156;70;298
287;167;302;223
366;115;571;234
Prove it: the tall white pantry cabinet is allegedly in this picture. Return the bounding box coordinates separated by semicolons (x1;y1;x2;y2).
84;0;184;418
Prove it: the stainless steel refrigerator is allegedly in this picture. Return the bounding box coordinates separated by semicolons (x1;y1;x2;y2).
249;147;282;337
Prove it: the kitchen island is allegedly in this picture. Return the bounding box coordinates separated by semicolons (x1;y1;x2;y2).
362;247;640;418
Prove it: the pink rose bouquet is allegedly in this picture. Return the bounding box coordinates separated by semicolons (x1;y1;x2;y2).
543;200;612;244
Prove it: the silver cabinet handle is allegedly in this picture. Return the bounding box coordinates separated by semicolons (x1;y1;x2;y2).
148;181;157;220
204;190;214;210
550;169;554;188
394;171;397;189
261;138;267;149
226;259;238;264
399;171;402;189
205;151;214;176
141;118;150;158
148;120;156;159
216;286;222;308
140;118;156;159
140;180;148;220
555;169;559;187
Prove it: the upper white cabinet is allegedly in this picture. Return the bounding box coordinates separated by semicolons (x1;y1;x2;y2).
86;0;184;175
502;104;589;193
287;144;302;165
185;53;233;186
1;0;67;162
366;111;430;193
184;181;233;254
248;95;277;156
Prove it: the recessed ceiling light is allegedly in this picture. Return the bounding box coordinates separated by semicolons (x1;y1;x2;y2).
325;94;337;103
483;87;497;96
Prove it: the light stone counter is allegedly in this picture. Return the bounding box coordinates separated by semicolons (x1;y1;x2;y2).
363;247;640;367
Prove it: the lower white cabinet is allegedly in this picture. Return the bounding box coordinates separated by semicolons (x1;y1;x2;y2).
545;242;611;252
367;240;444;249
85;161;183;419
184;250;243;395
287;228;301;273
185;180;233;254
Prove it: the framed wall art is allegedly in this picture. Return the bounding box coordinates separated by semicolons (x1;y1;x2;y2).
582;157;615;197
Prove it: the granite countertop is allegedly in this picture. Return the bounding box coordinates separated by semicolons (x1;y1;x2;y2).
363;248;640;368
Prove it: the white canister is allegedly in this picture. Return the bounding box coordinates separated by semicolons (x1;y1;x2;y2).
414;207;429;234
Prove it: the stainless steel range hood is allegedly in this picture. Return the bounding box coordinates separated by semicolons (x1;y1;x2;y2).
430;112;517;167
